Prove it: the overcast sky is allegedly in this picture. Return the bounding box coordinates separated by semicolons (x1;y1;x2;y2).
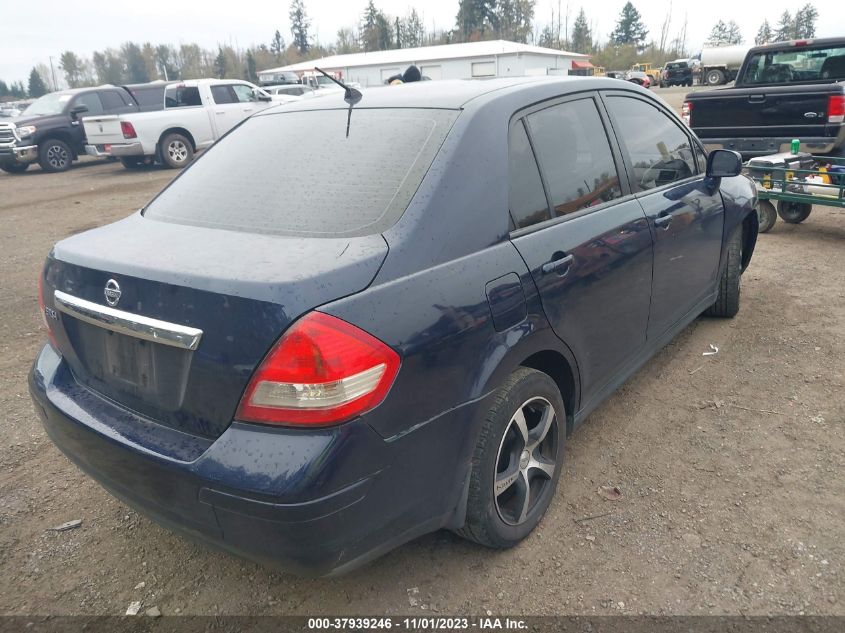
3;0;844;84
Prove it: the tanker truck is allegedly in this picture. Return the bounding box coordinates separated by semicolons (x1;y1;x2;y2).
699;44;752;85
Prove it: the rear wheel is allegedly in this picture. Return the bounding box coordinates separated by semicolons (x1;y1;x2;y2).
0;162;29;174
159;133;194;169
706;69;726;85
777;201;812;224
457;368;565;549
705;229;742;318
757;200;777;233
38;139;73;172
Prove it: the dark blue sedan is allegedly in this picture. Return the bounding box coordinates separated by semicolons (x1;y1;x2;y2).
29;77;758;576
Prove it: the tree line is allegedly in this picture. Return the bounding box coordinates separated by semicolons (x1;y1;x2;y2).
0;1;821;101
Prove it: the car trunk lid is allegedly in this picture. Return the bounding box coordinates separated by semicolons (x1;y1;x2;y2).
43;213;388;440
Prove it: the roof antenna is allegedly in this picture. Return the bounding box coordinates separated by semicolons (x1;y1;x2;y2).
315;67;362;138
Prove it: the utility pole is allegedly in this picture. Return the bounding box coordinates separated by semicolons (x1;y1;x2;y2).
49;56;58;91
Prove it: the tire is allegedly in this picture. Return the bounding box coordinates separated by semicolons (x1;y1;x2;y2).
159;133;194;169
0;162;29;174
457;367;565;549
757;200;777;233
686;79;693;87
120;156;147;170
705;229;742;318
37;139;73;173
706;69;726;85
776;201;812;224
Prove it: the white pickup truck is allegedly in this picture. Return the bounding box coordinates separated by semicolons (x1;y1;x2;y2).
83;79;293;169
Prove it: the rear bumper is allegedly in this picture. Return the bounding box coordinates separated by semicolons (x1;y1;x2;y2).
29;344;474;575
701;136;839;157
86;142;143;158
0;144;38;164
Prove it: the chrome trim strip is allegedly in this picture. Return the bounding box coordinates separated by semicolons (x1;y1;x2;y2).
53;290;203;351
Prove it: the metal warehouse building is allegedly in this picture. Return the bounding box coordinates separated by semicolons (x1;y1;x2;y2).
258;40;591;87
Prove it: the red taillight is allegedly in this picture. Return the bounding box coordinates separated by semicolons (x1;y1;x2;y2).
120;121;137;139
236;312;400;426
828;95;845;124
682;101;692;126
38;272;58;349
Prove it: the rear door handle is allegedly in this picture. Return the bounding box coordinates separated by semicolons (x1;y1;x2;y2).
215;111;225;115
748;94;766;103
654;213;673;228
541;253;574;275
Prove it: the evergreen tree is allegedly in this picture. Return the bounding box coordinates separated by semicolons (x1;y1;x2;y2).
123;43;150;83
270;30;286;60
214;47;227;79
570;8;591;54
59;51;84;88
245;50;258;82
496;0;534;44
725;21;743;45
609;2;648;48
155;45;179;80
11;81;28;98
774;11;793;42
0;80;9;98
28;67;48;97
289;0;311;54
793;4;818;38
360;1;392;52
455;0;499;42
755;20;773;45
402;9;427;48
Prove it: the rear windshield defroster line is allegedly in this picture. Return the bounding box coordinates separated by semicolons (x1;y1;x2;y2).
143;108;459;238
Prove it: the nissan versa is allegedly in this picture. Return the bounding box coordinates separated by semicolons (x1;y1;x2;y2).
29;77;758;576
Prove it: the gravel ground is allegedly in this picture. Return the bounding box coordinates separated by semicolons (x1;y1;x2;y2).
1;97;843;616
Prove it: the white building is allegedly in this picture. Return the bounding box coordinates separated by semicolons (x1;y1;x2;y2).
258;40;592;87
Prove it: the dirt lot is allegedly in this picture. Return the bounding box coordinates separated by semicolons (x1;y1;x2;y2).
1;112;844;616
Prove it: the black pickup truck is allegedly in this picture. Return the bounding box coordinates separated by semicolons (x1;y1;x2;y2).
0;83;169;174
684;38;845;158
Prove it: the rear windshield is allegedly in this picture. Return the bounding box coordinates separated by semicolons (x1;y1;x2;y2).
143;108;457;237
667;62;688;69
740;44;845;85
129;86;166;109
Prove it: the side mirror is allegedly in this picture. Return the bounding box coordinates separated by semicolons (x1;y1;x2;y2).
69;104;89;118
254;89;272;102
706;149;743;178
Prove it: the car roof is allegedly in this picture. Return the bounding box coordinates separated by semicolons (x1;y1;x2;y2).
748;37;845;54
259;76;646;114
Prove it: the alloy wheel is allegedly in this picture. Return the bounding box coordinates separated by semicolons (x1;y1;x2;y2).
47;144;69;170
494;397;559;525
167;140;189;164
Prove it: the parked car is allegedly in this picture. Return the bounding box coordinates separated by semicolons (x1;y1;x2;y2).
626;70;651;88
661;60;693;87
82;79;291;169
0;105;22;118
264;84;315;98
684;38;845;157
630;62;662;86
30;77;758;576
0;85;153;173
606;70;627;80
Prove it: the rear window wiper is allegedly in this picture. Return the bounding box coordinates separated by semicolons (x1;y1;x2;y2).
315;67;362;138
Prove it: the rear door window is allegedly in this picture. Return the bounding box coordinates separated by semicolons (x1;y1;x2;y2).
144;108;458;237
73;93;104;116
605;96;697;191
165;85;201;108
508;121;551;229
211;85;236;104
526;98;623;217
100;90;129;111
